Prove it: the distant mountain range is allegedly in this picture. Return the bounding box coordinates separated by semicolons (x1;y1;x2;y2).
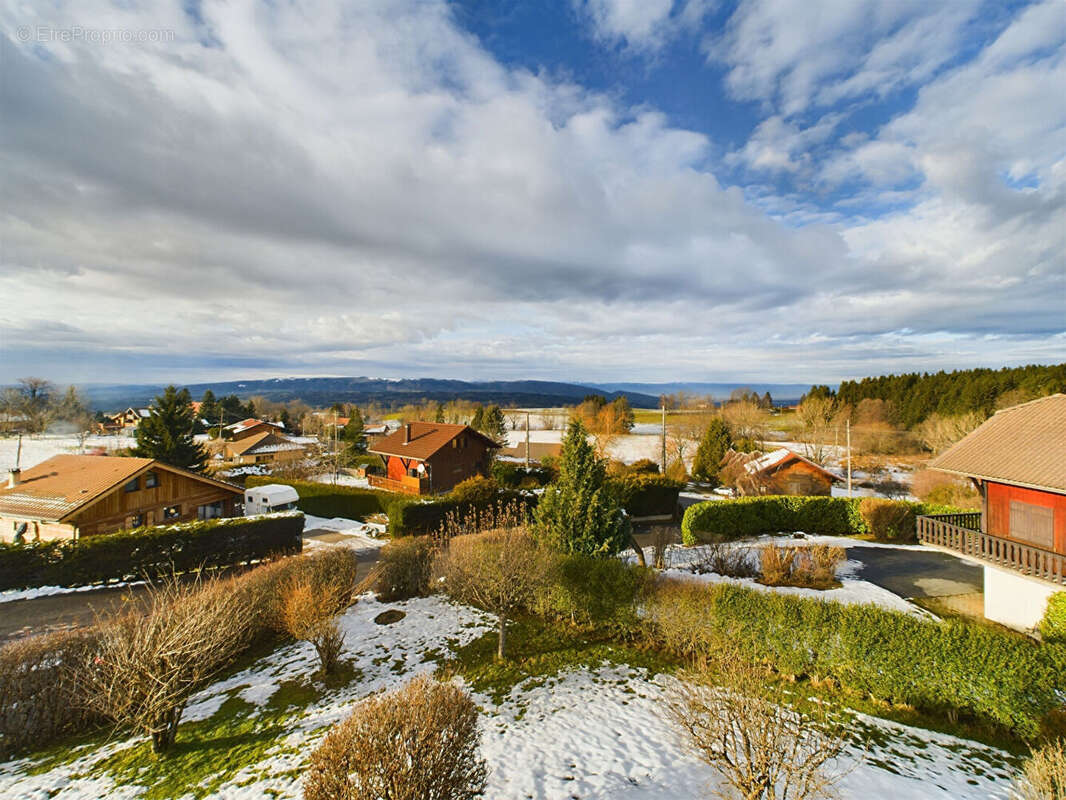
83;377;664;411
591;382;812;405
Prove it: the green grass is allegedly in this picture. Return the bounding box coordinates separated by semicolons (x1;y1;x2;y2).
437;615;680;705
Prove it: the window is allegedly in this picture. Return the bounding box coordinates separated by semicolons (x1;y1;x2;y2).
144;472;159;488
123;477;140;493
128;513;145;528
163;505;181;520
197;502;224;520
1010;501;1054;549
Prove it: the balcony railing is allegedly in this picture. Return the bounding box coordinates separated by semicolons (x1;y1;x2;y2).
917;513;1065;585
367;474;429;495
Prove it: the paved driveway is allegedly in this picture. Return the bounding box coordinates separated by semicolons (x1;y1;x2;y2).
845;546;983;598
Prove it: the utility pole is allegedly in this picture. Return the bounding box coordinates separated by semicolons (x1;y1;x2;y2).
524;411;530;470
660;402;667;474
846;419;852;497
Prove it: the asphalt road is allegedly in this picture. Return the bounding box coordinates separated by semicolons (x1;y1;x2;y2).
845;546;983;598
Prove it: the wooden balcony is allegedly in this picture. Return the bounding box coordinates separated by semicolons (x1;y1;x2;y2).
367;474;429;495
917;513;1065;585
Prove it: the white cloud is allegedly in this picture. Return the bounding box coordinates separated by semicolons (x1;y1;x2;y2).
575;0;714;52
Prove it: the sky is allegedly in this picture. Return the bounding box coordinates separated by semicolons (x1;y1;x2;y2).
0;0;1063;387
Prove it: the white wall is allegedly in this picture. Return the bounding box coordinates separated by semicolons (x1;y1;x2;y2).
983;564;1059;632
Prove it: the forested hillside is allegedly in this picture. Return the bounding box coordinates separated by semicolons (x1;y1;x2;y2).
831;364;1066;428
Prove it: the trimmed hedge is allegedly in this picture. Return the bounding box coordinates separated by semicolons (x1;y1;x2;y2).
245;476;400;520
682;495;964;544
0;513;304;590
646;578;1066;737
611;474;683;519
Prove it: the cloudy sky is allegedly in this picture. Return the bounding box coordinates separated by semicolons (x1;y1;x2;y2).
1;0;1063;386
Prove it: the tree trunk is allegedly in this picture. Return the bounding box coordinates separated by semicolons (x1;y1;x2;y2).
630;533;646;567
150;705;183;754
496;613;507;661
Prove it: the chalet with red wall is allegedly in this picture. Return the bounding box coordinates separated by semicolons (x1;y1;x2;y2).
367;422;499;495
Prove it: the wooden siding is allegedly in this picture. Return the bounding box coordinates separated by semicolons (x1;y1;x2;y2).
985;481;1066;556
424;431;494;493
765;461;833;496
70;468;240;537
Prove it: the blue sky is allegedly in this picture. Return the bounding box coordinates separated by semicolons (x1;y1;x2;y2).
0;0;1063;386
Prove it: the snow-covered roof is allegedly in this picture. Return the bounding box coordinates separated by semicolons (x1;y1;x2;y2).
744;448;841;481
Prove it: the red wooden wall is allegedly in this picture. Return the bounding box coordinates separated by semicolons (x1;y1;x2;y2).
985;481;1066;555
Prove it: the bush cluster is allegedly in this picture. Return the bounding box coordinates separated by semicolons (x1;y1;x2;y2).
0;547;360;757
491;461;555;489
644;578;1066;737
377;536;437;601
858;497;917;542
682;496;965;544
1041;592;1066;644
610;474;683;519
0;512;304;591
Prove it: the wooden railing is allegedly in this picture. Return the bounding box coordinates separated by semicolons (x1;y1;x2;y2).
367;474;428;495
917;513;1065;585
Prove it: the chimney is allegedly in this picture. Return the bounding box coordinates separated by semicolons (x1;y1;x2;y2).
404;424;411;444
7;468;20;489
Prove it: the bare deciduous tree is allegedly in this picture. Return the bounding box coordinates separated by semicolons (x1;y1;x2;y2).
78;577;255;753
795;396;836;466
436;527;545;659
663;651;852;800
722;401;768;450
303;675;486;800
914;411;984;455
278;576;348;674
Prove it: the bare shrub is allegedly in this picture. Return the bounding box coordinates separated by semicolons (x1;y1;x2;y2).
436;527;545;659
760;543;797;586
1013;739;1066;800
78;576;255;753
690;541;758;579
759;543;844;590
303;674;486;800
377;536;437;601
0;629;104;758
435;498;531;543
279;576;348;674
651;526;673;570
911;469;980;509
859;498;916;542
644;578;721;658
662;649;850;800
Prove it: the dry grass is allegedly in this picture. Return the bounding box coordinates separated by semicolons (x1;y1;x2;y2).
1013;739;1066;800
759;543;844;590
303;674;486;800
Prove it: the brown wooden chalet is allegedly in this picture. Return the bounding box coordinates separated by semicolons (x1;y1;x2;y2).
0;455;242;542
224;418;285;441
367;422;499;495
734;448;841;496
917;394;1066;630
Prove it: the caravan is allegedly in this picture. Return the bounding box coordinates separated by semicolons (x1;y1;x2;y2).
243;484;300;516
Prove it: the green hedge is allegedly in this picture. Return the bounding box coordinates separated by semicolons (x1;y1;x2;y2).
245;476;399;520
682;496;964;544
611;474;683;518
647;579;1066;737
0;513;304;590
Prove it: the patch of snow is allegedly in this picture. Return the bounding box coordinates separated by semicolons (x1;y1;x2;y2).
0;580;144;604
0;433;137;470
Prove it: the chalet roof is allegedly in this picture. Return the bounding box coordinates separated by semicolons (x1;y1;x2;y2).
368;422;499;461
744;448;841;482
226;430;304;457
0;455;241;522
224;418;282;434
929;394;1066;494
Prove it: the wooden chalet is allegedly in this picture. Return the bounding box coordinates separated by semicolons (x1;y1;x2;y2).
735;448;841;496
367;422;499;495
108;407;151;430
0;455;242;542
218;430;306;465
917;394;1066;630
224;418;285;441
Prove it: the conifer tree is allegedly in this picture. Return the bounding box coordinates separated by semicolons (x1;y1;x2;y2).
134;386;207;472
340;408;365;451
534;420;629;556
470;405;485;432
434;402;446;423
691;417;732;484
198;390;219;429
483;405;507;442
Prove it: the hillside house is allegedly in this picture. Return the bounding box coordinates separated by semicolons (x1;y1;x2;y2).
917;394;1066;631
368;422;499;495
216;430;307;465
224;418;285;441
109;407;151;430
730;448;841;496
0;455;242;541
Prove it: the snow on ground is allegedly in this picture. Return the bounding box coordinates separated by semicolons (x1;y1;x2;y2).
0;594;1019;799
638;535;933;617
0;580;145;605
308;472;370;488
301;514;385;552
0;434;137;470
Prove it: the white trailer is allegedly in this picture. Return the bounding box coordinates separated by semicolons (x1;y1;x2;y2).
243;484;300;516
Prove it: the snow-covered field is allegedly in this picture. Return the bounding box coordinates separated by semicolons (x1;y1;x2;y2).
0;594;1019;799
0;434;137;470
301;514;385;554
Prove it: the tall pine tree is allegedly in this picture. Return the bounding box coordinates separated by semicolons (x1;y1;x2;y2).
691;417;732;484
134;386;207;472
534;420;629;556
